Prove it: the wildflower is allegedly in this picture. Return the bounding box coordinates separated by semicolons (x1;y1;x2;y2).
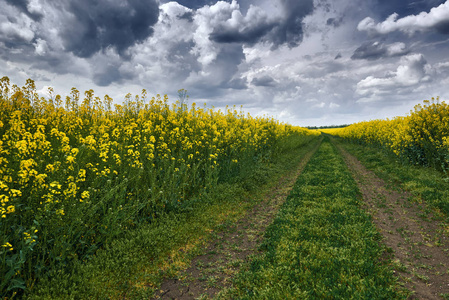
0;181;8;191
81;191;90;200
9;189;22;198
6;205;15;214
64;182;77;198
15;140;28;155
2;242;13;251
46;164;55;173
71;148;79;156
35;173;47;185
0;195;8;205
50;182;62;190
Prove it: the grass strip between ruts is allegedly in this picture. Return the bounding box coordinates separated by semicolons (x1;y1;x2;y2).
334;137;449;221
219;136;404;299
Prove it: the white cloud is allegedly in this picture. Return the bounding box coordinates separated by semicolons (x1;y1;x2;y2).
34;38;48;55
358;1;449;35
386;42;408;56
356;53;430;96
192;1;240;65
0;14;35;42
243;44;271;63
436;61;449;69
27;0;44;15
396;54;429;85
123;2;197;89
329;102;340;108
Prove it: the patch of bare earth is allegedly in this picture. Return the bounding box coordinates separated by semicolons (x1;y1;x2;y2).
152;142;320;300
337;145;449;299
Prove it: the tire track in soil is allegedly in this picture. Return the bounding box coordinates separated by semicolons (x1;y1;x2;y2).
152;140;322;300
336;143;449;299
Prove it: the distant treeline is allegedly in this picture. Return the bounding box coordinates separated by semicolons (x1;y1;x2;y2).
307;124;350;130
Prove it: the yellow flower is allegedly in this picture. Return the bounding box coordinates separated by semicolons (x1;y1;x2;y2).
45;164;55;173
50;182;61;190
66;155;75;164
35;173;47;185
6;205;15;214
9;189;22;198
81;191;90;200
77;169;86;182
0;181;8;191
2;242;13;251
71;148;79;156
64;182;77;198
15;140;28;155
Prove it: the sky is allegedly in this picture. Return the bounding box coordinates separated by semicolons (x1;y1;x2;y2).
1;0;449;126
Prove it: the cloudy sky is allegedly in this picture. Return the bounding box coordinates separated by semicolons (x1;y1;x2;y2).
1;0;449;126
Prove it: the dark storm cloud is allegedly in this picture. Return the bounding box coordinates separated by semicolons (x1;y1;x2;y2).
209;0;315;48
0;33;31;50
0;43;33;62
4;0;43;21
177;11;194;22
210;21;276;44
251;75;276;87
326;17;343;28
334;53;342;59
206;3;277;46
227;77;247;89
30;54;76;75
93;64;123;86
61;0;159;58
213;44;246;88
351;42;388;60
435;19;449;34
269;0;315;48
351;41;409;60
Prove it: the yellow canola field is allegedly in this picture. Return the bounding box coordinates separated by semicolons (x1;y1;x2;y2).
330;98;449;170
0;77;318;294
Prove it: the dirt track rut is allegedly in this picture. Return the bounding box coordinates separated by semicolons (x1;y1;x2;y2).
154;139;449;299
153;141;321;299
337;143;449;299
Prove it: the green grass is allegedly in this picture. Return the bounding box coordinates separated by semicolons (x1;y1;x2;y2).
24;135;321;299
334;137;449;221
219;136;403;299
